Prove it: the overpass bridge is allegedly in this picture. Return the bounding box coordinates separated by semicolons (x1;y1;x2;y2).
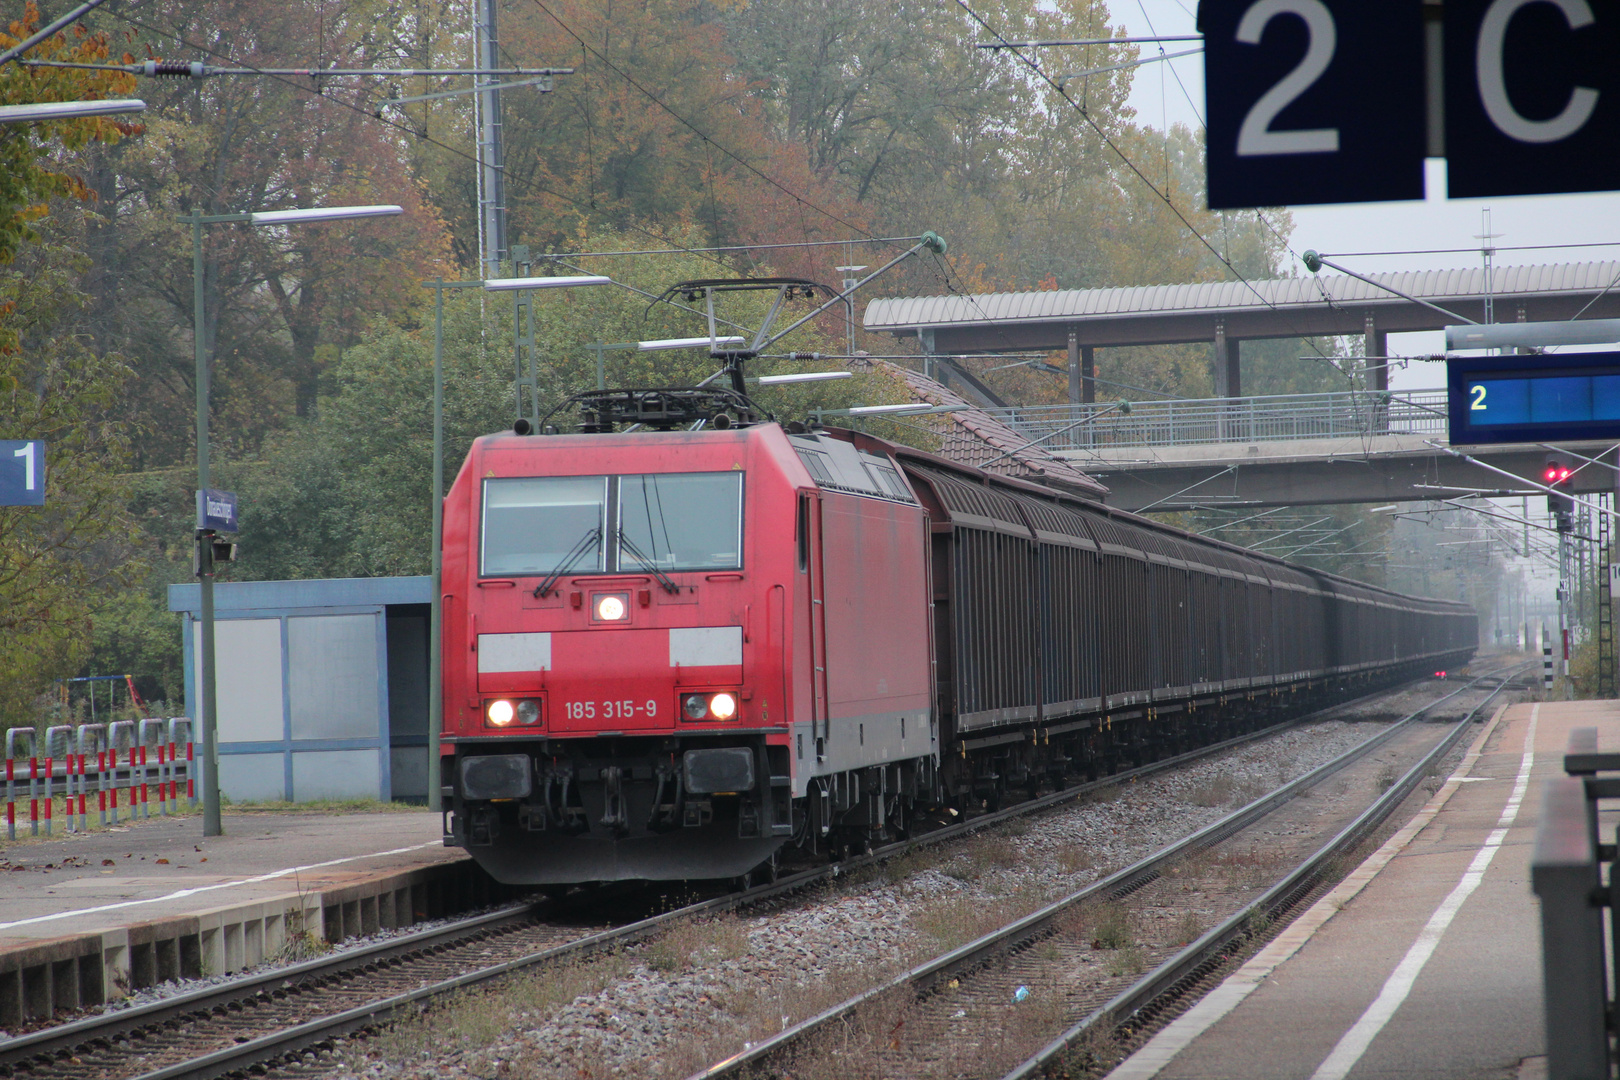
979;390;1616;511
863;259;1620;511
864;259;1620;404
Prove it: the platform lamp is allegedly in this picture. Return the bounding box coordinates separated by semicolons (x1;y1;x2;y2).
187;203;402;837
0;98;145;122
421;271;613;816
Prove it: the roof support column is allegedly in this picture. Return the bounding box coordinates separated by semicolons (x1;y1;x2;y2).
1364;311;1389;392
1067;328;1095;405
1213;320;1241;397
1365;311;1389;432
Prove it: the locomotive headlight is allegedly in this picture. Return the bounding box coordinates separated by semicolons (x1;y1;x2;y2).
593;592;630;622
516;699;541;725
709;692;738;721
486;699;516;726
683;693;709;721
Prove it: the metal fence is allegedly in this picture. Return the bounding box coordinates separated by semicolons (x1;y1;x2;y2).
982;389;1450;452
4;718;194;838
1536;727;1620;1080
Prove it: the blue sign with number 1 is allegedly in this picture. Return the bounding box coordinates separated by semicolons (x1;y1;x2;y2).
0;440;45;506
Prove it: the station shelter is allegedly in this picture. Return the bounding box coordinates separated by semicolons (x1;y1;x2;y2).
168;577;431;804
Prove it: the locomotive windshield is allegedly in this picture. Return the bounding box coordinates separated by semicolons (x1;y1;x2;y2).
619;472;743;571
479;472;742;577
481;476;606;576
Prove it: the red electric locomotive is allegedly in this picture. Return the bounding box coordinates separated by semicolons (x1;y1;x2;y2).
440;408;933;884
440;387;1477;887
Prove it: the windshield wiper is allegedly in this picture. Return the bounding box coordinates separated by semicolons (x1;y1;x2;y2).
534;527;601;598
617;531;680;594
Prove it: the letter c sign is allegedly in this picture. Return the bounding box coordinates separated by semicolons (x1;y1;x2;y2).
1447;0;1615;197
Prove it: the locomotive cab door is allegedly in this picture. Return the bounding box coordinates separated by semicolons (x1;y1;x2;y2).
801;492;831;758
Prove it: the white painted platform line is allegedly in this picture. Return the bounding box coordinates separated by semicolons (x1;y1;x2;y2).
0;841;442;932
1308;702;1539;1080
1105;699;1519;1080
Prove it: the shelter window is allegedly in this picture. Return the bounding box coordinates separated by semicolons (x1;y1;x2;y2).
618;472;744;571
481;476;605;576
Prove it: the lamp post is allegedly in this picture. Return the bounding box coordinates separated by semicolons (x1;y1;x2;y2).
187;203;401;837
423;271;612;813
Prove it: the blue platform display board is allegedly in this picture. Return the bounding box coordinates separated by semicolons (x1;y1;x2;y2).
0;440;45;506
1448;351;1620;445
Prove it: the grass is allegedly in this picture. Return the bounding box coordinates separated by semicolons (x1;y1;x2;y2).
1055;845;1095;874
1186;774;1236;807
1374;764;1400;793
1169;911;1204;947
1106;944;1146;977
359;950;635;1065
1;794;202;845
938;837;1027;883
0;792;423;847
641;913;751;973
1087;902;1135;950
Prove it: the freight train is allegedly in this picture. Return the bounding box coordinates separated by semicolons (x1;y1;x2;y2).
439;394;1476;884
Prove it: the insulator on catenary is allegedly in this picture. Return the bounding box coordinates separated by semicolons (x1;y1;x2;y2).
142;61;207;78
788;352;823;361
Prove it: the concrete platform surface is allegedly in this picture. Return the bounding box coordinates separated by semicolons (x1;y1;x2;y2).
1109;698;1600;1080
0;809;456;950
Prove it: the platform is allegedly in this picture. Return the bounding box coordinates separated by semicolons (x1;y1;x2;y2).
1109;697;1602;1080
0;809;505;1026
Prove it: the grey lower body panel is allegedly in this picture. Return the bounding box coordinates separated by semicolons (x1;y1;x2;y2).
464;829;785;885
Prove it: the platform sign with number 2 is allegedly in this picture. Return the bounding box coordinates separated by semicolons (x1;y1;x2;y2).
0;440;44;507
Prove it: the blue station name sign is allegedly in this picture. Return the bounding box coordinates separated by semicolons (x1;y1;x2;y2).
196;488;239;532
1448;351;1620;445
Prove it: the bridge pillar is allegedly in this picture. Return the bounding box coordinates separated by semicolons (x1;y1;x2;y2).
1212;320;1241;397
1363;312;1389;393
1067;328;1095;404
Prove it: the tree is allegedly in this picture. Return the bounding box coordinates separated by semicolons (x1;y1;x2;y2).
0;9;150;725
0;4;140;344
65;0;454;468
0;235;143;725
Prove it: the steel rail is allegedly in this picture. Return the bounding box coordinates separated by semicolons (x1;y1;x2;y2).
680;665;1517;1080
1001;664;1529;1080
0;669;1489;1080
0;901;540;1067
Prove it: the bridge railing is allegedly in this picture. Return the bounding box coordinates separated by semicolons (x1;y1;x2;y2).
982;389;1450;451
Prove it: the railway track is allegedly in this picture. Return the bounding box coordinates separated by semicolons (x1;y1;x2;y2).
0;670;1514;1080
682;664;1526;1080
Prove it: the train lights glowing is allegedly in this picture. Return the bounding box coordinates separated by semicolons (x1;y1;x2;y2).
485;698;543;728
593;592;630;622
681;692;740;722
